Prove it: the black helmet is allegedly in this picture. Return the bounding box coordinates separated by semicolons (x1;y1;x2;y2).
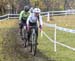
24;6;29;12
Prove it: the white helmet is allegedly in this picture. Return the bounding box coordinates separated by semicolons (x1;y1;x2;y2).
33;8;41;13
29;7;34;13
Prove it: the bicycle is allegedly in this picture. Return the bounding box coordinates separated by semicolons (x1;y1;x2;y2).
22;25;38;56
22;24;28;47
29;26;38;56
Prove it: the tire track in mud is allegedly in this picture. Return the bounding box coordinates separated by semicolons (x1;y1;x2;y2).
1;28;55;61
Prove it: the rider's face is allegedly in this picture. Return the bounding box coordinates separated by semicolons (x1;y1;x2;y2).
35;13;39;17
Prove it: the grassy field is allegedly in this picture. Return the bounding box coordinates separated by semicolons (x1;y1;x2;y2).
38;26;75;61
0;15;75;61
0;19;18;28
0;19;53;61
43;15;75;29
38;15;75;61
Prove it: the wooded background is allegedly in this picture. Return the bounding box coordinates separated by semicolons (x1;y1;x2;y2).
0;0;75;15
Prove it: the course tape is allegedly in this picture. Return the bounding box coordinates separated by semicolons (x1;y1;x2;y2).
43;31;75;51
44;23;75;33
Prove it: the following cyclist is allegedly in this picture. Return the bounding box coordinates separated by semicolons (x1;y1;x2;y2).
19;6;30;38
29;7;34;13
26;8;43;44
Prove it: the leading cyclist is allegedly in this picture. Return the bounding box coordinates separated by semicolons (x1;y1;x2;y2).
26;8;43;44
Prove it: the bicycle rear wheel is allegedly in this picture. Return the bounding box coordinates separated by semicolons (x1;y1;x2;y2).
24;30;28;47
22;27;28;47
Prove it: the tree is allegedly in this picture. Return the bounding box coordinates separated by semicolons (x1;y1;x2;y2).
0;0;18;15
0;0;7;15
17;0;30;13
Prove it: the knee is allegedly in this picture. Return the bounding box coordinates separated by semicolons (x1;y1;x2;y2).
19;23;23;29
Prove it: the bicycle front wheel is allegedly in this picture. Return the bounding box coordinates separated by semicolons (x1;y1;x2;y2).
31;32;37;56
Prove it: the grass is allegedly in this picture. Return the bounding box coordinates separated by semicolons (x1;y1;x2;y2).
38;15;75;61
43;15;75;29
0;15;75;61
0;19;18;28
0;19;53;61
38;26;75;61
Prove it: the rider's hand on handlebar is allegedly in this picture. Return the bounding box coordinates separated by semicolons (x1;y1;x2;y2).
39;25;42;32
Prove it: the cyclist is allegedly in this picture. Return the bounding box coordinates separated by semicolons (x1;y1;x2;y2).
29;7;34;13
26;8;43;44
19;6;30;37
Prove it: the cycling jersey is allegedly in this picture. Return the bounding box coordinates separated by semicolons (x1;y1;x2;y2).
26;13;43;26
19;10;30;21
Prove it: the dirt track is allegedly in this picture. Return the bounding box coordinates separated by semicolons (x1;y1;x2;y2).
1;28;55;61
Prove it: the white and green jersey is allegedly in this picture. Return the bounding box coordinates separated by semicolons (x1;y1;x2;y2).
19;10;30;21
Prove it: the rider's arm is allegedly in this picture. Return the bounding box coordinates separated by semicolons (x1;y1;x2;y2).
26;14;32;26
38;15;43;31
19;11;24;21
39;15;43;27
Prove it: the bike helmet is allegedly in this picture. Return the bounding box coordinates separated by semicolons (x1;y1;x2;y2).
24;6;30;12
33;8;41;13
